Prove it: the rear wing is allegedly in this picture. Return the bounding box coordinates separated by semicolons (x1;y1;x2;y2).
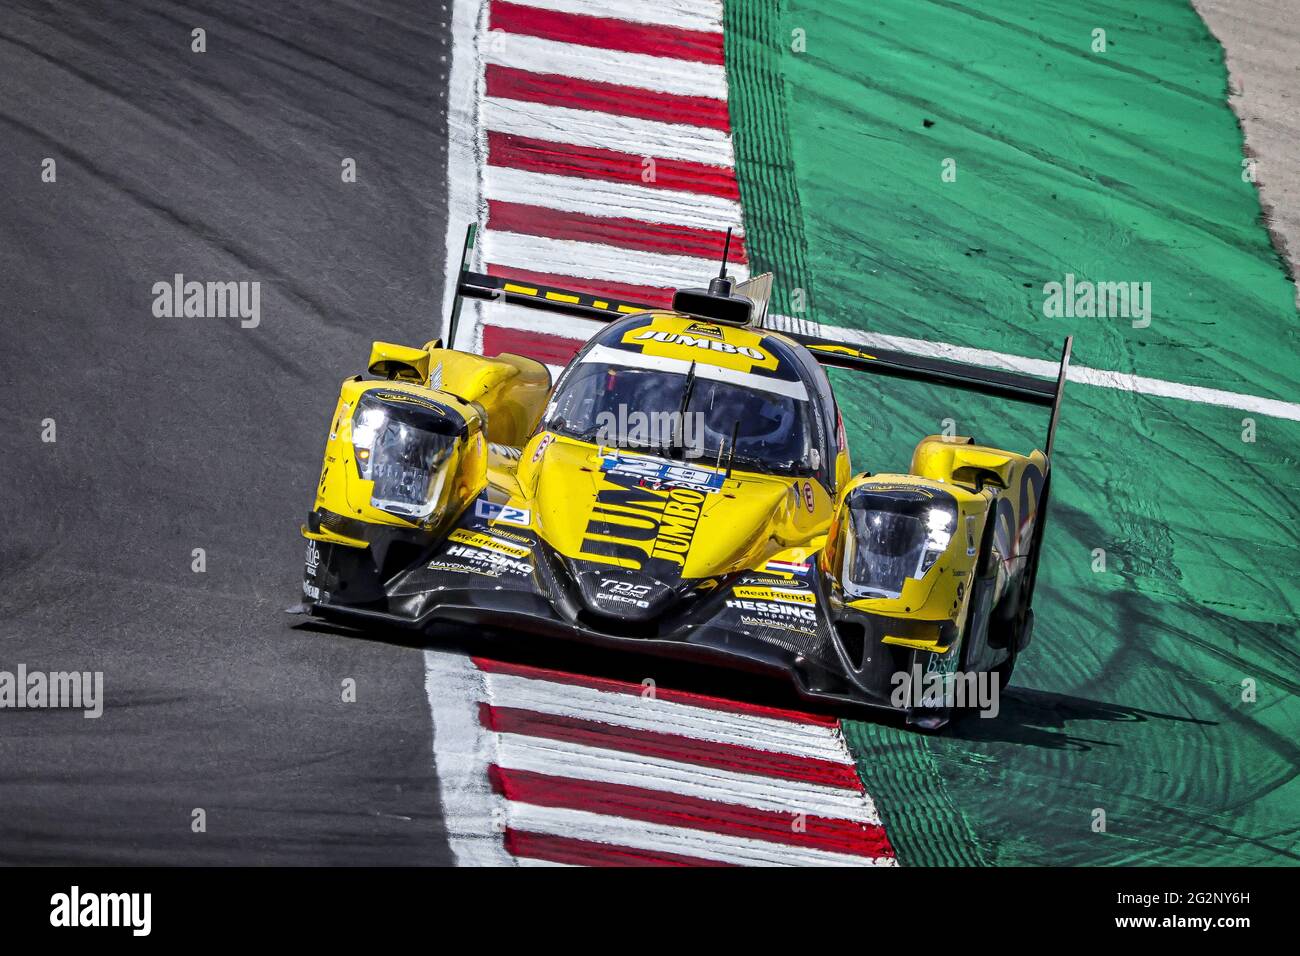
444;224;1071;459
788;332;1072;461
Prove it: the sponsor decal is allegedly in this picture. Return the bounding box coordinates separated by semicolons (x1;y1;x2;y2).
684;321;724;339
481;526;535;546
304;540;321;576
369;389;448;415
426;558;502;578
449;527;530;559
442;544;534;576
763;559;810;575
302;581;320;600
725;598;817;622
600;452;724;494
531;433;554;463
735;614;817;636
596;578;653;609
633;329;767;360
579;470;706;570
734;585;816;606
803;481;815;513
474;498;531;527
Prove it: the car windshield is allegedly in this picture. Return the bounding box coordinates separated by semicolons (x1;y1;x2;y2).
542;361;813;475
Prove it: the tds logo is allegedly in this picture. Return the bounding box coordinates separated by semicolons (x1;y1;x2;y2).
597;578;653;609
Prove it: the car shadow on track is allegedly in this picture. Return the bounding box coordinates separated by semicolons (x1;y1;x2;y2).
944;685;1218;751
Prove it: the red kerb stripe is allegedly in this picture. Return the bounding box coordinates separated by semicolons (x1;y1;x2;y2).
486;263;674;308
483;325;585;366
490;766;894;858
488;200;746;262
480;703;864;790
488;132;740;200
490;0;725;65
505;829;733;866
486;65;730;131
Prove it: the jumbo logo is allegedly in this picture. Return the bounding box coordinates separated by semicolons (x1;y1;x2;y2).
633;329;766;360
579;470;706;569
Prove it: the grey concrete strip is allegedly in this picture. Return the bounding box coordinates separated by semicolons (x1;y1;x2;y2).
1193;0;1300;305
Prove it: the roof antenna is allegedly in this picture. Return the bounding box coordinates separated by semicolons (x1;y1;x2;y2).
708;227;734;297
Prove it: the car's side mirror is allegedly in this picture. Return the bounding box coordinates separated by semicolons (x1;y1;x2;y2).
367;341;430;382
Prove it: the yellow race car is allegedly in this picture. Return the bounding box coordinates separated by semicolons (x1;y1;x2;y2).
300;228;1071;728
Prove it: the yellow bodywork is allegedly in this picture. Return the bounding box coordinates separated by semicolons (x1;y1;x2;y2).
305;313;1043;669
306;345;550;542
306;314;848;583
824;435;1047;651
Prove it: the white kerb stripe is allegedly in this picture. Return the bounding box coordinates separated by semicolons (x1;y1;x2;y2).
486;166;743;230
422;650;514;866
582;343;809;400
484;232;749;289
506;804;896;866
485;31;728;99
484;97;735;168
495;733;882;823
514;0;724;33
482;670;846;760
440;0;487;346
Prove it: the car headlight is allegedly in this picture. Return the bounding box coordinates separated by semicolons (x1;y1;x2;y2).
349;392;459;520
918;506;954;575
840;490;958;600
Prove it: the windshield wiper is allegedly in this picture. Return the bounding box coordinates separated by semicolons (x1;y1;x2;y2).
671;360;698;461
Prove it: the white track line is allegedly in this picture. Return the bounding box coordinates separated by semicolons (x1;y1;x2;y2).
486;166;742;229
484;232;749;289
482;671;849;761
835;327;1300;422
423;650;514;866
495;733;882;822
473;303;1300;422
515;0;724;32
484;97;735;168
506;804;895;866
484;32;728;99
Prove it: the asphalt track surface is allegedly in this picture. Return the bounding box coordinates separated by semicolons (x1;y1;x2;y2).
3;0;1296;867
0;0;457;864
0;0;827;866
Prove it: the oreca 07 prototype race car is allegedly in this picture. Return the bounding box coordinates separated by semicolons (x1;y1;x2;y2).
300;227;1071;727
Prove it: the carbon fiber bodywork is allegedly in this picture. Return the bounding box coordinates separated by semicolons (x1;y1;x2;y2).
303;495;939;714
